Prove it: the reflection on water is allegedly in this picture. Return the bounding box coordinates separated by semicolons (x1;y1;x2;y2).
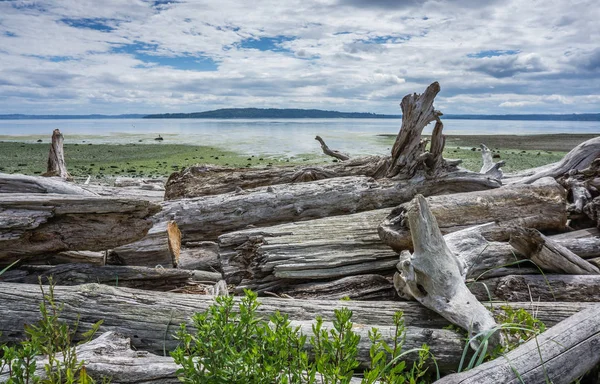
0;118;598;157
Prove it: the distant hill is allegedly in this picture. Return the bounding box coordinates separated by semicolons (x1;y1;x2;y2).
0;114;145;120
144;108;400;119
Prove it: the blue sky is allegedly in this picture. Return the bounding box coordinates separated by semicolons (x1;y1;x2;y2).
0;0;599;115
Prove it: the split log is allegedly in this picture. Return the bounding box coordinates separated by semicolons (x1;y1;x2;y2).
436;304;600;384
469;274;600;302
0;284;592;373
393;195;502;348
0;173;97;195
315;135;349;161
504;135;600;185
0;264;195;291
479;143;504;179
379;177;567;252
41;129;71;180
107;221;181;268
278;274;396;301
177;241;221;271
509;227;600;275
0;194;160;260
159;173;500;243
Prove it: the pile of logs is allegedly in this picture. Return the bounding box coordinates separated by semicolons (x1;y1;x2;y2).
2;82;600;383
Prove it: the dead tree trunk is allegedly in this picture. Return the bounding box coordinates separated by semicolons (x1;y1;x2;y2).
436;304;600;384
379;177;567;252
41;129;71;181
315;135;349;161
0;173;97;195
393;195;502;349
0;194;160;261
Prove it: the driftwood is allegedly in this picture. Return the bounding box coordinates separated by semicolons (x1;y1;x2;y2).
0;264;195;291
0;173;96;195
41;129;71;180
80;183;165;202
0;283;592;373
469;274;600;302
479;144;504;179
158;173;500;243
436;304;600;384
393;195;502;348
177;241;221;271
379;177;567;252
0;194;160;261
315;135;349;161
107;221;181;268
509;227;600;275
6;251;106;266
277;274;396;300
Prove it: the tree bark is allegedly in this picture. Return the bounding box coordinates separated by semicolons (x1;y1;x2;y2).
159;173;500;243
107;221;181;268
177;241;221;271
436;304;600;384
0;194;160;260
393;195;502;349
0;283;592;373
509;227;600;275
41;129;71;181
0;264;195;291
277;274;396;300
469;274;600;302
315;135;350;161
379;177;567;252
0;173;97;195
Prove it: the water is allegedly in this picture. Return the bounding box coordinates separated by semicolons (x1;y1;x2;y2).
0;118;598;157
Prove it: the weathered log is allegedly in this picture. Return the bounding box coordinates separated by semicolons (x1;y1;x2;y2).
164;156;390;199
0;284;592;372
584;196;600;227
278;274;396;300
393;195;502;348
2;251;106;267
107;221;181;268
0;173;97;195
177;241;221;271
379;177;567;252
436;304;600;384
509;227;600;275
479;144;504;179
504;135;600;185
80;183;166;202
315;135;350;161
0;264;195;291
161;173;500;243
0;194;160;261
41;129;71;180
469;274;600;302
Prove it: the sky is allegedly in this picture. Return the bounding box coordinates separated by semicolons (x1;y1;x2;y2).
0;0;599;115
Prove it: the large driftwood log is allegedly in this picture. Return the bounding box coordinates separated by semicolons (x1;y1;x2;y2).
0;264;196;291
469;274;600;302
0;173;97;195
393;195;502;348
107;221;181;268
504;135;600;185
436;304;600;384
0;194;160;261
479;144;504;179
178;241;221;271
315;135;350;161
379;177;567;252
509;227;600;275
41;129;72;180
278;274;396;300
0;283;592;372
159;173;500;243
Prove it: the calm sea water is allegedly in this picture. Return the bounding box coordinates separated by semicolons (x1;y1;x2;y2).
0;118;598;157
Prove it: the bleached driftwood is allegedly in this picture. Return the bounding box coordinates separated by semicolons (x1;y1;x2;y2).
0;283;591;373
436;304;600;384
41;129;71;180
315;135;350;161
379;177;567;252
479;143;504;179
108;221;181;268
177;241;221;271
509;227;600;275
0;194;160;261
278;274;396;300
158;173;500;243
0;173;96;195
393;195;502;348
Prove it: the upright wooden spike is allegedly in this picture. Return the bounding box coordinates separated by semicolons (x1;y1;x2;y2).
42;129;72;181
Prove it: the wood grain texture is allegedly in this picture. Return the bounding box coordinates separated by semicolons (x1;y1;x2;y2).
0;173;97;195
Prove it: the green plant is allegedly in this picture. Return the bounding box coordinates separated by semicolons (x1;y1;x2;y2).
0;259;20;277
0;278;106;384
